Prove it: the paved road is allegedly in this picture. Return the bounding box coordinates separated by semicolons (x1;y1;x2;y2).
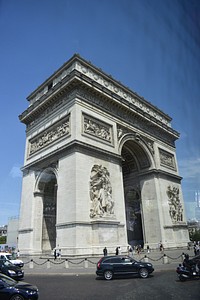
24;270;200;300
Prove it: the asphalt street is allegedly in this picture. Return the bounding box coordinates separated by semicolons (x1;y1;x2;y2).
24;271;200;300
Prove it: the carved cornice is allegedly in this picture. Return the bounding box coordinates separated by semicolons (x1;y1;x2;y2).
19;55;179;145
25;55;171;125
18;228;33;234
138;168;182;181
21;140;122;171
56;220;122;229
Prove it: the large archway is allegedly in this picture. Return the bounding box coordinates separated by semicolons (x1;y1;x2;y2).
37;169;57;253
121;139;151;248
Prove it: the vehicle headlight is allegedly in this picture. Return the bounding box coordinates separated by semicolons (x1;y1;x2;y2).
26;290;37;295
147;264;152;267
8;270;16;274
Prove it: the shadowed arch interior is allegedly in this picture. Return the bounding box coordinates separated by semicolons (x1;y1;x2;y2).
38;170;57;252
122;140;151;248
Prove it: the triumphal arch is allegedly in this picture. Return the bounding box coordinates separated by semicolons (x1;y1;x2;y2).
18;54;189;255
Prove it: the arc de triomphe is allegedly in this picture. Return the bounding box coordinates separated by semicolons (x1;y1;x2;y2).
18;54;189;255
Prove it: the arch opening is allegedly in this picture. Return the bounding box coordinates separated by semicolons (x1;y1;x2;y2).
122;140;151;249
37;170;57;253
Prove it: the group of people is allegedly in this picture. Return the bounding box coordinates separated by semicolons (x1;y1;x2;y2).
103;244;153;257
103;246;122;256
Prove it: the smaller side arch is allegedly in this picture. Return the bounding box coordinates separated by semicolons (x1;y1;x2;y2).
35;167;58;193
34;167;58;253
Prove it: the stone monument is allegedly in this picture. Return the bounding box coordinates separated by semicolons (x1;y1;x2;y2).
18;54;189;255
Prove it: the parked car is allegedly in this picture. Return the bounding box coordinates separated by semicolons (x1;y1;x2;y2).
0;273;39;300
0;253;24;268
96;255;154;280
0;260;24;280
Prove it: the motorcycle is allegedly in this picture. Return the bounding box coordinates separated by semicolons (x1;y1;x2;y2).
176;263;200;281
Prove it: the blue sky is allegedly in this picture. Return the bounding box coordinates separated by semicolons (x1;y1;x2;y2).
0;0;200;225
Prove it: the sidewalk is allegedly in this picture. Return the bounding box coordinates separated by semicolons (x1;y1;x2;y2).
22;247;195;275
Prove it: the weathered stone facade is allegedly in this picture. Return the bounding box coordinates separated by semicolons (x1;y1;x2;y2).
18;54;189;255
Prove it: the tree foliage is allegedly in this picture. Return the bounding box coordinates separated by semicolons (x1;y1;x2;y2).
189;229;200;242
0;236;6;244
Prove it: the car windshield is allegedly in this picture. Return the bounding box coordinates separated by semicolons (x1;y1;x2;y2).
0;259;14;267
0;275;16;286
5;254;13;260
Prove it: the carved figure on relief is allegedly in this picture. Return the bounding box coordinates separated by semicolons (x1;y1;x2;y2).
84;118;111;142
90;165;114;218
166;185;183;223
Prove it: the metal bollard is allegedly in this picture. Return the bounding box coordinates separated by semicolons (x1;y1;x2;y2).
47;259;51;269
144;255;149;263
29;259;34;269
65;259;69;269
84;258;88;268
163;254;169;264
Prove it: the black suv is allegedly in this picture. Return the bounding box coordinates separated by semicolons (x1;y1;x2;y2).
96;255;154;280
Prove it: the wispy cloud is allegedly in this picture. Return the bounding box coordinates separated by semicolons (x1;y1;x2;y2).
9;165;22;178
179;157;200;179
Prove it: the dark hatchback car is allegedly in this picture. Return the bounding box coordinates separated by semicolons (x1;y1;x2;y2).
0;273;38;300
0;260;24;280
96;255;154;280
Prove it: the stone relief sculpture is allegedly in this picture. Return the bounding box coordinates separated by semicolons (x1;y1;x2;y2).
159;149;176;170
167;185;183;223
29;118;70;155
84;116;112;143
90;165;114;218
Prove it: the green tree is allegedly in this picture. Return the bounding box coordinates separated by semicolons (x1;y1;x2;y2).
189;229;200;242
0;236;6;244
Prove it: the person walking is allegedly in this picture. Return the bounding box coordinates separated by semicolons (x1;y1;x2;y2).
115;247;119;255
54;248;57;260
103;247;108;256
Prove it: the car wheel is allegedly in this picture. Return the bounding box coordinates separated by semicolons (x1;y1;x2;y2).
139;267;149;278
10;294;25;300
104;270;113;280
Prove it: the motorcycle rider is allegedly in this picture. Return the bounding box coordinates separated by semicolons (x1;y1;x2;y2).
183;253;199;274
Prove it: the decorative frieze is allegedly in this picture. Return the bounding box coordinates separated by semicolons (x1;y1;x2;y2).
90;165;115;218
78;89;175;146
75;61;171;127
83;114;113;144
28;116;70;156
27;91;76;130
159;148;176;170
166;185;183;223
28;56;171;128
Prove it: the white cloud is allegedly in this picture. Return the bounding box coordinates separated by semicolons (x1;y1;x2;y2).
9;166;22;178
178;157;200;179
